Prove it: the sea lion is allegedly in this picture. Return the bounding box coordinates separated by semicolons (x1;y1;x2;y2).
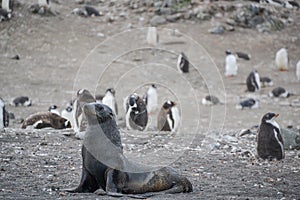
66;102;192;197
21;112;71;129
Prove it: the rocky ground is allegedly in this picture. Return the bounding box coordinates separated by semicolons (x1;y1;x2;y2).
0;0;300;199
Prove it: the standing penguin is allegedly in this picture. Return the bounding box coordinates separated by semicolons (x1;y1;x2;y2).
246;69;261;92
296;60;300;81
61;104;74;128
275;48;288;71
177;52;189;73
0;0;12;21
157;101;180;132
73;89;96;134
125;94;148;131
48;105;60;116
146;27;158;47
257;112;285;160
225;51;238;76
102;88;118;116
144;84;158;114
0;98;9;130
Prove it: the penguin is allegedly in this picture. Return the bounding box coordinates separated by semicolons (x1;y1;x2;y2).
260;77;273;87
61;104;74;128
283;1;299;9
275;48;288;71
225;50;251;61
177;52;189;73
257;112;285;160
0;0;12;21
246;69;261;92
296;60;300;81
269;87;290;98
263;0;284;7
236;98;259;109
0;97;9;130
225;51;238;77
102;88;118;116
157;101;180;132
147;27;158;46
48;105;60;116
38;0;50;8
144;84;158;114
72;5;100;17
73;89;96;134
201;95;220;106
125;93;148;131
10;96;32;107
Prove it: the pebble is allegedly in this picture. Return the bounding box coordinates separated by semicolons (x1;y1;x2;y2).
150;15;166;26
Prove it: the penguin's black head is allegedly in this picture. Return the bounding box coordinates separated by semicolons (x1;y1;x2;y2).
262;112;279;123
66;106;72;112
84;102;114;124
48;105;58;111
163;100;176;109
129;94;138;107
106;88;116;96
151;84;156;89
225;50;232;55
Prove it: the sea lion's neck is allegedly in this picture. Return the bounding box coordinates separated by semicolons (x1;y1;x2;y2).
87;119;123;151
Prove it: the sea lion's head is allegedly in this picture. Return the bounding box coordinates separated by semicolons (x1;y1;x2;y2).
76;89;96;103
84;102;114;124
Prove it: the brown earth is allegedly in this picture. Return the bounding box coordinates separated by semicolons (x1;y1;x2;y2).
0;0;300;199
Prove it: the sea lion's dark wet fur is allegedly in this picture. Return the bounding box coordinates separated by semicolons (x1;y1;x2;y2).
21;112;70;129
67;103;192;197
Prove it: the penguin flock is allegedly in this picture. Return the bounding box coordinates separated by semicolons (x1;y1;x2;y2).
222;45;299;160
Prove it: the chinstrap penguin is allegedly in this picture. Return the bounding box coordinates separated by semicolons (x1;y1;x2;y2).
225;50;238;76
102;88;118;116
257;112;285;160
157;100;180;132
177;52;189;73
236;98;259;109
125;93;148;131
10;96;32;107
246;69;261;92
144;84;158;114
275;48;288;71
269;87;290;98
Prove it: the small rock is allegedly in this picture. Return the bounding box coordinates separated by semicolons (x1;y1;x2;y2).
75;0;84;4
150;15;166;26
208;25;225;34
166;13;182;22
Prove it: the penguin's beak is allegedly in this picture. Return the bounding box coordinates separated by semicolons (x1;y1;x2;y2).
274;113;279;118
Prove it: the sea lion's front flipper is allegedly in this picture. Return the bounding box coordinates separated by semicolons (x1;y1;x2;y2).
65;167;98;193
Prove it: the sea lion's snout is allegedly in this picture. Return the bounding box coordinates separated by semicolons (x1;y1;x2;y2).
84;102;114;124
